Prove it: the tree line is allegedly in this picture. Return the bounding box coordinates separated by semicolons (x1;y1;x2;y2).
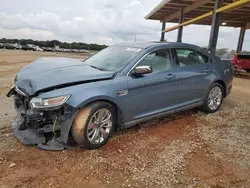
215;48;250;56
0;38;108;51
202;47;250;56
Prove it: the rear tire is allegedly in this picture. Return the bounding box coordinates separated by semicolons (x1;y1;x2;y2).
71;102;115;149
200;82;224;113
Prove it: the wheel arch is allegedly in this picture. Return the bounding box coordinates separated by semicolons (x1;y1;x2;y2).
214;79;226;97
76;97;124;129
200;79;226;113
66;97;124;146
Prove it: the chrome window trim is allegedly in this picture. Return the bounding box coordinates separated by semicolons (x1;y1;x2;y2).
135;65;152;71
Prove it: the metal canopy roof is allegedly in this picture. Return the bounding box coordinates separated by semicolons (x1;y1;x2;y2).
145;0;250;28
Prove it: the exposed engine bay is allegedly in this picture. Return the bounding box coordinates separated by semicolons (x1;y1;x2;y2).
9;87;77;150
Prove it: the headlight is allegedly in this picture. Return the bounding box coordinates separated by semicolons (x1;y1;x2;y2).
30;95;70;109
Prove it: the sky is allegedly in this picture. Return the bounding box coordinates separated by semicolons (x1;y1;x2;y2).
0;0;249;50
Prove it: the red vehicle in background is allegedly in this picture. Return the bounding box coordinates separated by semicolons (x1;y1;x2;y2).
233;54;250;73
221;53;250;73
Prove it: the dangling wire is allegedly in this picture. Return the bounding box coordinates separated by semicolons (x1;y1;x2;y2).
52;116;58;139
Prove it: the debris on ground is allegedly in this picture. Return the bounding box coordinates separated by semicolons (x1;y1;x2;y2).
8;162;16;168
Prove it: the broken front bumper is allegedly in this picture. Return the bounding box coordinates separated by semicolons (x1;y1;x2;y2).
12;94;78;151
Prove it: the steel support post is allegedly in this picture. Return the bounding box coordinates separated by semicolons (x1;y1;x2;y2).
236;25;246;53
160;21;166;42
177;8;184;42
208;0;223;54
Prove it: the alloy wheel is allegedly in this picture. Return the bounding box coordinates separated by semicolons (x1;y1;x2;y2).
207;86;223;111
87;108;113;144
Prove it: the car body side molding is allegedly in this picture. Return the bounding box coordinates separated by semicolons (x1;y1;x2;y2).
124;101;203;128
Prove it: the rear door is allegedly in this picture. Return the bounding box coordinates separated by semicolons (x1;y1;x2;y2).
171;48;214;106
123;48;179;121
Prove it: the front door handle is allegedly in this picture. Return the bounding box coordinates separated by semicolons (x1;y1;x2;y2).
204;68;211;73
165;74;176;80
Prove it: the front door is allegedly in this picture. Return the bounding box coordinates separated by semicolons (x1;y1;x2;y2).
123;48;179;121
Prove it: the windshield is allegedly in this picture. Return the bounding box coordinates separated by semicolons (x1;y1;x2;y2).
84;46;141;71
238;54;250;59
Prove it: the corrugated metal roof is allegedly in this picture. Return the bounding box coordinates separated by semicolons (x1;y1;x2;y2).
145;0;250;28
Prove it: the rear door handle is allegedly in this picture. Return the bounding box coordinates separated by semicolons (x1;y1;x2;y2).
165;74;176;80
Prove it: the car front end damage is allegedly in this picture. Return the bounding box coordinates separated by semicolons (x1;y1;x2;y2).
6;56;117;151
7;85;78;151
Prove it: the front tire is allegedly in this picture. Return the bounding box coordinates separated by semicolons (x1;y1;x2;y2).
200;83;224;113
71;102;115;149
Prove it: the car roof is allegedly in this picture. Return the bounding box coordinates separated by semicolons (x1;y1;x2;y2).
116;41;201;49
117;42;159;49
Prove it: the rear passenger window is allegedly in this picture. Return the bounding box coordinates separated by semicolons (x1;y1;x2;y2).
197;52;210;64
176;49;210;67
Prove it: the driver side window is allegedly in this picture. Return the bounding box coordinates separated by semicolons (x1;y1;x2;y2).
137;49;172;73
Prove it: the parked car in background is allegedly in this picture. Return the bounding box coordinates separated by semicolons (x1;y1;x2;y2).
233;54;250;73
2;43;21;49
0;43;3;49
64;49;71;52
55;48;64;52
71;49;79;53
36;46;44;51
7;42;233;151
79;49;91;53
21;44;32;51
221;53;250;73
22;44;43;51
42;47;53;52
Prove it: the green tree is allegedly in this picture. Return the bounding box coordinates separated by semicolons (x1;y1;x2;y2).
216;48;229;57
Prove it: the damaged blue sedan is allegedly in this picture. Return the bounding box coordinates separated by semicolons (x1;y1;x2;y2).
7;42;233;150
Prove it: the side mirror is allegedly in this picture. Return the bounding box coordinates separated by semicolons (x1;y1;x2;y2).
133;66;152;75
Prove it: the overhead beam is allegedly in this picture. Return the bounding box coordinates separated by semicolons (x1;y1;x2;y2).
171;17;243;25
164;0;211;22
163;0;250;33
223;1;250;13
185;12;250;18
246;22;250;29
145;0;171;19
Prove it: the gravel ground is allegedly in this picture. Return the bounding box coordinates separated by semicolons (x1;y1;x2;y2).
196;99;250;169
0;50;250;188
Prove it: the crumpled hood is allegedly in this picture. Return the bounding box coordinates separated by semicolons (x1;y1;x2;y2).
15;57;115;96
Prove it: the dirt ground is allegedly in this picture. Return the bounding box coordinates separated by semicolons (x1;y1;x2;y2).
0;50;250;188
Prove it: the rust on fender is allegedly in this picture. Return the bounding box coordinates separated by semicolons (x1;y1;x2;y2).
72;107;91;144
